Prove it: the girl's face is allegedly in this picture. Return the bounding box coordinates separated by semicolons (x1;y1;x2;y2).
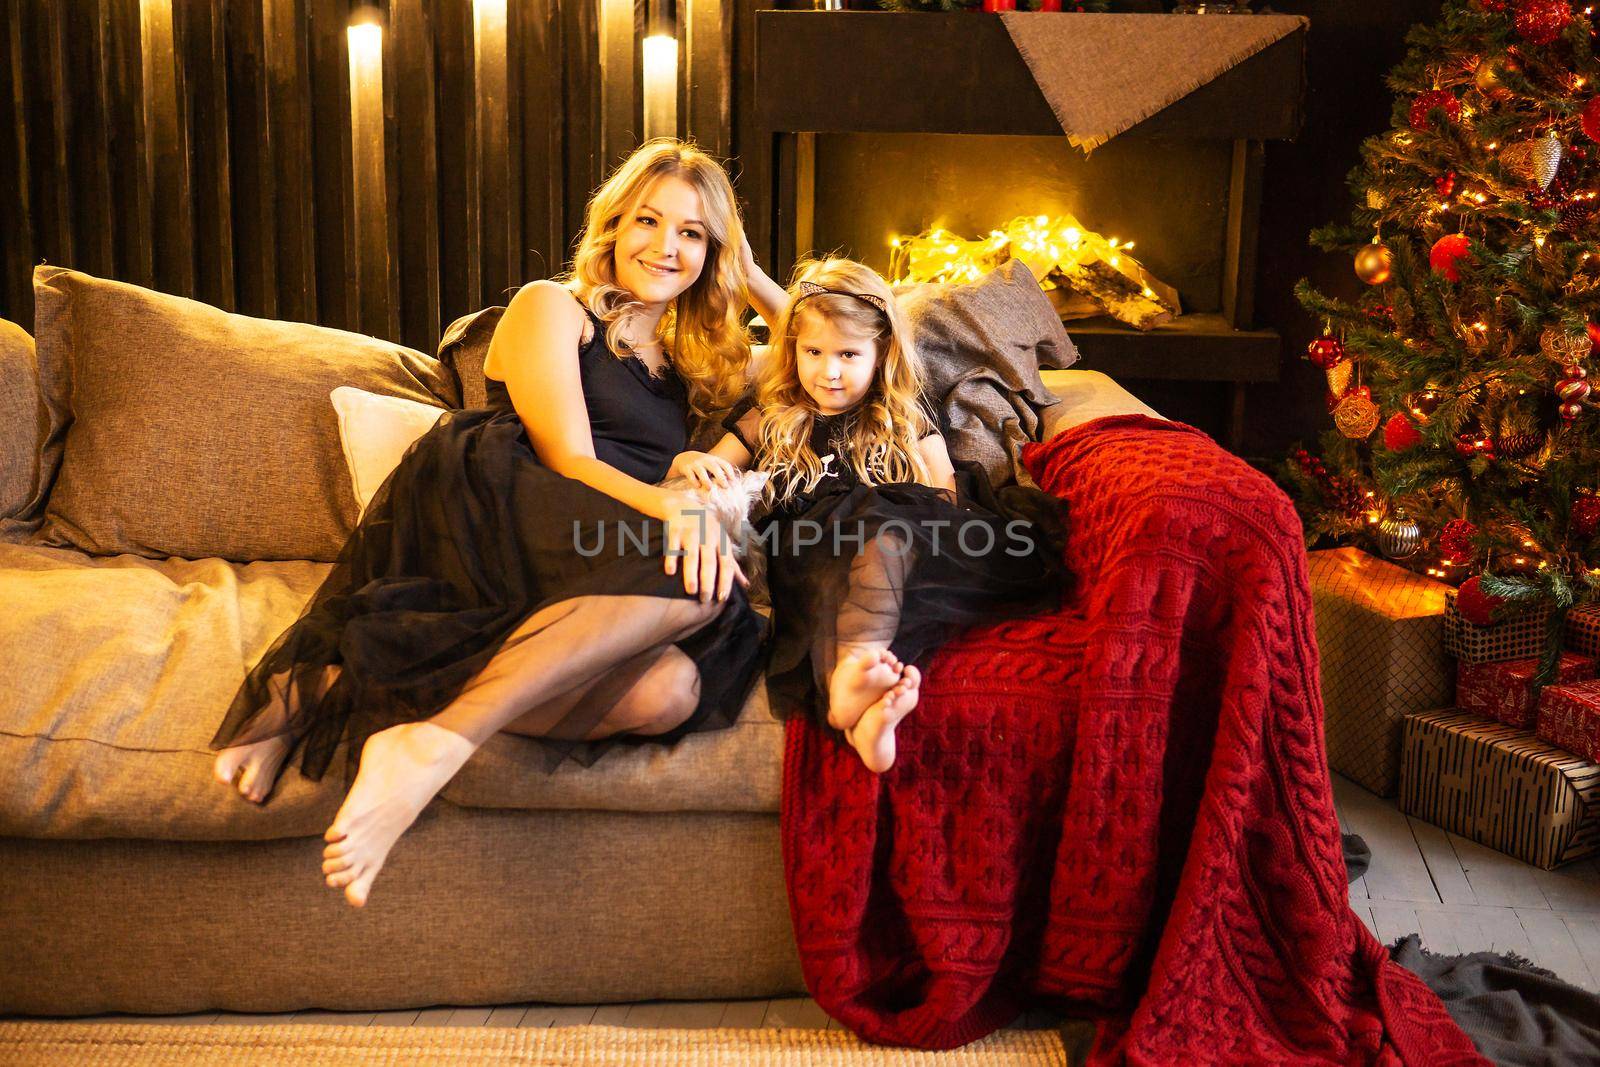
794;310;879;415
612;175;709;309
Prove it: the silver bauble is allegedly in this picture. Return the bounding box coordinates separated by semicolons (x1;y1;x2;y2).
1377;512;1423;560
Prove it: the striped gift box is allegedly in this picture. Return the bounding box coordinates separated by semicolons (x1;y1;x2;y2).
1399;708;1600;870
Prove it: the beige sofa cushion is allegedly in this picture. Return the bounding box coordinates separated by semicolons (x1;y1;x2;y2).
0;318;41;525
31;266;459;562
0;542;780;841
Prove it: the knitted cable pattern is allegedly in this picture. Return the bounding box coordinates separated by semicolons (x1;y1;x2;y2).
780;415;1485;1065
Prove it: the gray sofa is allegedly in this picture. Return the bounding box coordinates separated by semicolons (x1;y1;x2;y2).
0;267;1156;1016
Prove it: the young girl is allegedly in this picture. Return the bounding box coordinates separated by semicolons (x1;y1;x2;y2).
669;258;1069;773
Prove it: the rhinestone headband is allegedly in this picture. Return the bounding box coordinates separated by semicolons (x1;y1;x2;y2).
793;280;889;315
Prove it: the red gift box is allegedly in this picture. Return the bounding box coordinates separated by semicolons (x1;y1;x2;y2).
1538;678;1600;763
1457;652;1597;728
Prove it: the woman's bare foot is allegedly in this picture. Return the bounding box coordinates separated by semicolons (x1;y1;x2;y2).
213;736;294;804
214;665;340;804
826;648;903;732
321;721;477;908
849;665;921;774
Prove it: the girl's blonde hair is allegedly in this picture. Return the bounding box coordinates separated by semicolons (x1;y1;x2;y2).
754;257;931;503
563;138;750;417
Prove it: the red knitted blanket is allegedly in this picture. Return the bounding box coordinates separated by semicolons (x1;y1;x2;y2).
780;416;1485;1065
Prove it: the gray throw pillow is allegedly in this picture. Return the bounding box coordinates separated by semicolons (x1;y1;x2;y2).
438;305;505;411
896;259;1078;485
33;266;459;563
0;318;42;529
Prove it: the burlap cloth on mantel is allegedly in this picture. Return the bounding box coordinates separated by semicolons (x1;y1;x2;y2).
1000;12;1308;152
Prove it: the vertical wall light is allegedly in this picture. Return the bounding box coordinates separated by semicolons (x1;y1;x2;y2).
347;6;388;336
642;0;678;143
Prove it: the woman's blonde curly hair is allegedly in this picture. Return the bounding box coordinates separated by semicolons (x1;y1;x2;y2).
563;138;750;418
753;257;931;504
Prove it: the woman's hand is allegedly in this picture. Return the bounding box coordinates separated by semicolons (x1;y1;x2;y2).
738;232;789;327
663;492;747;602
668;449;739;491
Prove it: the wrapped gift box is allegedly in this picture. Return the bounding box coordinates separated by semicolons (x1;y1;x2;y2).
1563;604;1600;659
1309;548;1453;796
1538;678;1600;763
1444;596;1551;664
1457;653;1595;728
1400;709;1600;870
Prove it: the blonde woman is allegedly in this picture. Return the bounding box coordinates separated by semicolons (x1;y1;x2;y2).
673;258;1069;774
211;139;768;908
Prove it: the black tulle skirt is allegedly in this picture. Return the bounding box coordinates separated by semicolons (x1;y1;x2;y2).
210;405;767;788
759;464;1069;724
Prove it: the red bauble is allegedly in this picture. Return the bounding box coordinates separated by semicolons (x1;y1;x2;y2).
1456;432;1496;457
1455;575;1505;626
1430;233;1475;282
1439;518;1479;565
1583;97;1600;144
1306;335;1347;370
1573;495;1600;539
1436;171;1458;197
1587;321;1600;354
1409;89;1462;131
1514;0;1573;46
1383;411;1423;452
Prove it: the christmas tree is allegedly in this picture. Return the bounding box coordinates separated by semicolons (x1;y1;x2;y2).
1289;0;1600;671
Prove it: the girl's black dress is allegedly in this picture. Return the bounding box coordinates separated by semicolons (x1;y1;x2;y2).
212;307;766;787
723;400;1069;725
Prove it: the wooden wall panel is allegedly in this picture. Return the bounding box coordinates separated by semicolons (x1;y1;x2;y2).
0;0;35;324
0;0;652;346
391;0;440;351
141;0;196;298
307;0;356;331
177;0;237;311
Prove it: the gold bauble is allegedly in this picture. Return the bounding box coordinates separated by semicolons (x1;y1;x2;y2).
1333;390;1381;439
1540;325;1591;363
1355;242;1394;285
1474;55;1514;99
1501;131;1563;191
1326;361;1354;398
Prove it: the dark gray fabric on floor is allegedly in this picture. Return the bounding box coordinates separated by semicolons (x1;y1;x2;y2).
1390;934;1600;1066
1343;832;1371;884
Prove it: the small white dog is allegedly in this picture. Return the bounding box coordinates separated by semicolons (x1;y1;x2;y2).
657;469;769;558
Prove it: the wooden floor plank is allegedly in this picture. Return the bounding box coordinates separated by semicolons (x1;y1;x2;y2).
622;1001;667;1028
1447;833;1553;910
1517;908;1599;990
445;1007;493;1027
213;1012;299;1025
763;997;831;1029
1564;915;1600;994
653;1001;727;1029
412;1007;457;1026
1335;779;1439;904
591;1004;631;1026
1406;816;1477;905
370;1009;422;1027
1414;907;1465;957
546;1005;601;1027
1351;902;1378;940
1368;902;1421;949
1471;906;1537;960
717;1000;769;1028
1532;859;1600;914
485;1005;529;1027
290;1010;376;1026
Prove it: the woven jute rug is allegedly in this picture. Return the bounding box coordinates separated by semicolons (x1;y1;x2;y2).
0;1022;1071;1065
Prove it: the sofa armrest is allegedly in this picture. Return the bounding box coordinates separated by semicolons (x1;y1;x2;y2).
1039;369;1163;441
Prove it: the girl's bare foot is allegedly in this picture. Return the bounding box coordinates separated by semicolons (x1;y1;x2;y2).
826;648;903;732
214;736;294;804
849;665;921;774
321;721;476;908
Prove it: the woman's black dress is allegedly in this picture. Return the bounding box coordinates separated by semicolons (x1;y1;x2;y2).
212;307;767;787
723;400;1068;726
